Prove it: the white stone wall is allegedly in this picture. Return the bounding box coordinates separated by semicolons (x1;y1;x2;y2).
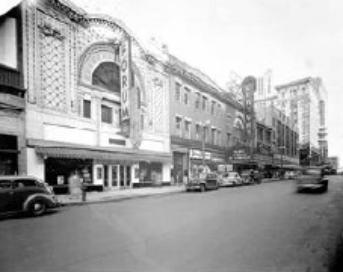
24;1;170;154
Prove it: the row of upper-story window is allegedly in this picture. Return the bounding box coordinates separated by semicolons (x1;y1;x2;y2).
174;116;226;146
80;98;120;125
174;81;224;116
79;97;144;130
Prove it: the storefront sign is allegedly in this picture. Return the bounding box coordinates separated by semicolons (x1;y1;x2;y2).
218;164;233;172
232;149;250;160
190;149;202;159
189;149;212;160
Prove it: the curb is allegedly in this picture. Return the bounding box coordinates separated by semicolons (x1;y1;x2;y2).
261;178;281;183
59;189;185;207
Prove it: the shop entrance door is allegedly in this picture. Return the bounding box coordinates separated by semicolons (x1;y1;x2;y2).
111;165;131;189
119;165;124;187
126;166;131;187
94;165;104;185
111;165;118;187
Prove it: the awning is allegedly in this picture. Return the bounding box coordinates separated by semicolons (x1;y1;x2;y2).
280;164;302;170
30;139;172;163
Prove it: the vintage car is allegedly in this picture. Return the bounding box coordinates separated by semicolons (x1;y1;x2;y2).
218;172;242;187
296;167;328;193
0;176;59;216
186;173;219;192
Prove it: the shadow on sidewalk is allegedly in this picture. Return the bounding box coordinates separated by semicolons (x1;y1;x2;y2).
329;232;343;272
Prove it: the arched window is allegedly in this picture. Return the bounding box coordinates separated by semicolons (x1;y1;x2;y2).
92;62;120;93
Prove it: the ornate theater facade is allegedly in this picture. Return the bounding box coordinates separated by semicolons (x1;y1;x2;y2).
23;0;171;190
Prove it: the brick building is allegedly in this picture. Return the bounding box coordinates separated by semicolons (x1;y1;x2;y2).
165;54;239;183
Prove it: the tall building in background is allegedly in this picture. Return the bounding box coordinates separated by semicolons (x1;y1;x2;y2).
327;156;339;172
275;77;328;166
254;70;299;170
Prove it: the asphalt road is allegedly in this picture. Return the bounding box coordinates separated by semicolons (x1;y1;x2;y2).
1;176;343;272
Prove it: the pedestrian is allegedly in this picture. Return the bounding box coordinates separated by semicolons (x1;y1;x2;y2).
183;170;188;185
81;178;87;202
249;169;255;184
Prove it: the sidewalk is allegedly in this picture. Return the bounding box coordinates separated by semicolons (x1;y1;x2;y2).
57;179;283;206
261;178;281;183
57;185;186;206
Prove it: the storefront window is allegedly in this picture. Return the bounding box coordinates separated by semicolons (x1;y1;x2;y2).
45;158;92;186
0;134;18;175
139;162;162;184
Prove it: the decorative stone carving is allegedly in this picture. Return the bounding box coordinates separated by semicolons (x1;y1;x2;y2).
48;0;88;27
38;22;64;40
39;17;66;111
152;77;163;88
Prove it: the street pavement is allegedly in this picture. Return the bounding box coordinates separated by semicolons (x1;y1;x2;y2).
1;176;343;272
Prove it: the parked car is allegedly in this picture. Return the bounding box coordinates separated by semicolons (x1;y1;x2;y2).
219;172;242;187
0;176;59;216
186;173;219;192
296;167;329;193
284;171;297;179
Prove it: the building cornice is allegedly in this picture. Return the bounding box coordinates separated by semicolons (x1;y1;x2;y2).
275;77;314;90
165;61;240;109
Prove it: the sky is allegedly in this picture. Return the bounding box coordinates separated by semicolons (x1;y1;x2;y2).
1;0;343;167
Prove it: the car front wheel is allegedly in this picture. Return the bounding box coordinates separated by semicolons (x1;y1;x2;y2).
29;200;47;216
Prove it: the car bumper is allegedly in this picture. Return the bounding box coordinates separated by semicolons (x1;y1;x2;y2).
297;183;326;191
220;182;235;187
186;184;201;190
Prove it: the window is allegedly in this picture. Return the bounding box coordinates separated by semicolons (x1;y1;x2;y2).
14;179;37;188
175;116;182;136
185;120;191;139
101;105;112;124
211;101;216;115
204;126;209;142
92;62;120;93
175;82;181;101
217;104;222;116
211;128;216;145
195;124;201;140
0;17;17;68
195;93;200;109
83;100;91;118
217;130;221;145
226;133;231;146
184;87;190;105
202;96;207;111
0;180;11;189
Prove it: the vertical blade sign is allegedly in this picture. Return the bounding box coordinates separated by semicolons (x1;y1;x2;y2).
120;35;131;136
